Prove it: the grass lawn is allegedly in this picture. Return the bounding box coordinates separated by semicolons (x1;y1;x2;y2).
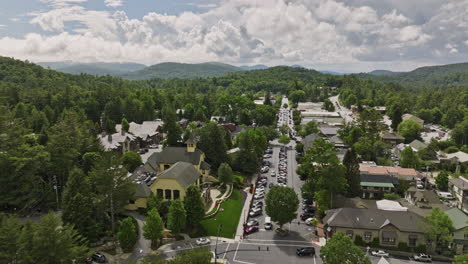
199;189;243;238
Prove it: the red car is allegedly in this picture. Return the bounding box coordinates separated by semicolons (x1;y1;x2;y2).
244;226;259;234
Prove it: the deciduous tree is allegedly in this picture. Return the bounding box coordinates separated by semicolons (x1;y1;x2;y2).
143;208;164;248
168;200;186;234
118;217;138;253
218;163;233;185
183;185;205;228
425;208;455;252
265;186;299;229
320;232;370;264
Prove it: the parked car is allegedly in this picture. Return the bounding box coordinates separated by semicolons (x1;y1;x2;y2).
269;183;274;188
253;201;263;207
300;213;314;221
270;172;276;177
249;210;262;217
89;252;107;263
263;154;272;159
246;220;259;227
296;247;315;256
254;194;264;200
371;250;389;257
245;226;259;234
413;253;432;262
196;237;211;246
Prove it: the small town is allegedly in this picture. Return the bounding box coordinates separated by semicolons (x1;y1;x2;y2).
0;1;468;264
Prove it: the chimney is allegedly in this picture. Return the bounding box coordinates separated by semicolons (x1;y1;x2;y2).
108;134;112;142
121;129;125;136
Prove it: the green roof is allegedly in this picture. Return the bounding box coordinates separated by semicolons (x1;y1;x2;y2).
445;208;468;231
360;182;394;188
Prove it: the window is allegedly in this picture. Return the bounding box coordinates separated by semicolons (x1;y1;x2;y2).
381;231;397;245
165;189;172;200
364;232;372;241
346;230;354;239
164;164;170;170
173;190;180;200
156;189;163;198
362;186;368;190
464;233;468;239
409;235;417;247
129;199;135;204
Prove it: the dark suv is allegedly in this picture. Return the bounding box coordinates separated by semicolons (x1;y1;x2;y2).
296;247;315;256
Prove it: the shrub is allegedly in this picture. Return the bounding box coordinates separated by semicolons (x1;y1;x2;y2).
398;242;410;252
384;193;401;200
370;237;380;247
415;244;427;253
444;146;459;154
354;235;366;246
118;217;138;253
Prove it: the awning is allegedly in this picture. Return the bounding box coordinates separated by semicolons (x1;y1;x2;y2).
361;182;394;188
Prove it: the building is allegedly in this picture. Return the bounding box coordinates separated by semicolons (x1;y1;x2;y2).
115;120;163;147
146;137;211;178
324;208;427;248
408;139;428;152
449;176;468;213
301;133;319;152
360;163;423;182
98;131;138;153
319;125;340;137
439;151;468;165
444;208;468;254
150;161;201;200
381;132;405;146
402;114;424;127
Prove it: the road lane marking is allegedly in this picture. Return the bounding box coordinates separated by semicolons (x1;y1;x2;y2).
222;242;230;260
245;239;313;243
314;255;317;264
233;241;241;261
241;242;315;247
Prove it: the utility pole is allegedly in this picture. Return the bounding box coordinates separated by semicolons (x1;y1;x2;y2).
214;224;223;264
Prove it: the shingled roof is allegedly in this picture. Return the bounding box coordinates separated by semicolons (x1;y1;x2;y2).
147;147;203;167
134;183;152;198
158;162;201;188
324;208;426;233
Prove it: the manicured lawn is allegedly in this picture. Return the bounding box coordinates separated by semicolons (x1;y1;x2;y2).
200;189;243;238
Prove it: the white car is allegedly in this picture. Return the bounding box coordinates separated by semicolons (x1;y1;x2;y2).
196;237;211;246
413;253;432;262
371;250;389;257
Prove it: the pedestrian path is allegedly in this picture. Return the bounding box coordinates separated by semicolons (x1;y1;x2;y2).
235;186;253;241
205;184;232;214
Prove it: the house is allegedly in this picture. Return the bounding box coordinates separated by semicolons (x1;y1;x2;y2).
360;163;423;182
150;161;201;200
319;125;340;137
402;114;424;126
115;120;163;147
360;173;399;199
146;137;211;178
210;116;226;123
449;176;468;213
301;133;319;152
98;131;138;153
439;151;468;165
445;208;468;254
328;135;347;149
126;183;152;210
324;208;427;248
381;132;405;146
409;139;428;152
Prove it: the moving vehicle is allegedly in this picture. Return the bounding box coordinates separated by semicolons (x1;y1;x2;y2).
371;250;389;257
264;216;272;230
244;226;259;234
196;237;211;246
413;253;432;262
296;247;315;256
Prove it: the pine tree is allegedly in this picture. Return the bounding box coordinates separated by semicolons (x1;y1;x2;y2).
143;208;164;248
121;117;130;132
118;217;138;252
343;148;361;197
168;200;187;234
183;185;205;228
162;103;182;146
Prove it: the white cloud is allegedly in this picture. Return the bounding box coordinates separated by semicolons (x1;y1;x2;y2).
105;0;123;8
0;0;468;72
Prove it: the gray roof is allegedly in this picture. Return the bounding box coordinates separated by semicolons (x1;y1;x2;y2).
200;160;211;170
301;133;319;151
147;147;203;167
158;162;200;188
409;140;428;151
185;134;200;144
319;125;340;136
134;183;152;198
450;177;468;191
361;174;399;185
381;132;404;141
324;208;426;233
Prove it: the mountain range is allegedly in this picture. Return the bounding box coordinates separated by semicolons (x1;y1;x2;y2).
35;60;468;85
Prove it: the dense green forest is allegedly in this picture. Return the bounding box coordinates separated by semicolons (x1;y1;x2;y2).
38;61;147;76
357;62;468;88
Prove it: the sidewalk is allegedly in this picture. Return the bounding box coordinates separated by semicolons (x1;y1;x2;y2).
234;187;253;241
205;184;232;213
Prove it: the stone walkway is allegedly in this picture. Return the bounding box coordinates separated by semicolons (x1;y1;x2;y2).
205;184;232;213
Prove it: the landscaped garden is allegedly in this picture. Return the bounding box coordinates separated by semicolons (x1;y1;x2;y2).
199;189;243;238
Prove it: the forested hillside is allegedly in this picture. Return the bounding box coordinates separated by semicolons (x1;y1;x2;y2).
121;62;243;80
38;61;147;76
358;62;468;88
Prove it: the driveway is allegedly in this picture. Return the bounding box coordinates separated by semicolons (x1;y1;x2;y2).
126;212;151;263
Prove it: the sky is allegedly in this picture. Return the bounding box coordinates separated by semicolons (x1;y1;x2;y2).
0;0;468;72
